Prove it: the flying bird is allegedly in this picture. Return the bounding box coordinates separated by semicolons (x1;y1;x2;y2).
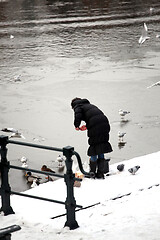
147;81;160;89
138;23;150;44
128;165;140;175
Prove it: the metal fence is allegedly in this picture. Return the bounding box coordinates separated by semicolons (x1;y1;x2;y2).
0;135;90;230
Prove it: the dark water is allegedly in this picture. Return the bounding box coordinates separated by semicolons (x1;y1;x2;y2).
0;0;160;191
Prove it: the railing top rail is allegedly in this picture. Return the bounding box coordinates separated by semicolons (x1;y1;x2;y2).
0;135;91;178
7;139;63;152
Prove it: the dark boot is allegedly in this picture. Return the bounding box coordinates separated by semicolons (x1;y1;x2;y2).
103;158;110;174
96;158;105;179
89;160;97;178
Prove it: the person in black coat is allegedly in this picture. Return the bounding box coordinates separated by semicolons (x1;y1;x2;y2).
71;97;112;179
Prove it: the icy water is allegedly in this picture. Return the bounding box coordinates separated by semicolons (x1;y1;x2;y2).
0;0;160;191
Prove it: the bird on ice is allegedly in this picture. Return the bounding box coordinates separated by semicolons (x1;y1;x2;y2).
56;155;65;172
10;34;14;39
21;162;28;169
119;109;130;119
118;131;126;142
1;127;25;139
1;127;18;133
9;132;25;139
128;165;140;175
20;156;28;163
41;165;55;173
13;75;21;82
31;179;40;188
147;81;160;88
138;23;150;44
25;171;42;184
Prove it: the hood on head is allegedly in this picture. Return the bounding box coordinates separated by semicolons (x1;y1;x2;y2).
71;98;90;109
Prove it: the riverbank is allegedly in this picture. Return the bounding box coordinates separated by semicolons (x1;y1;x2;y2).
1;151;160;239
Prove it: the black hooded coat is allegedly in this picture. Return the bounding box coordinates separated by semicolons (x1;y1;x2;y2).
72;98;113;156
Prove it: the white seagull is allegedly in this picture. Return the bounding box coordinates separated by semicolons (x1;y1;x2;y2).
118;131;126;142
20;156;28;163
10;34;14;39
9;132;25;139
1;127;18;133
138;23;150;44
13;75;21;82
56;155;65;171
1;127;25;139
147;81;160;89
119;109;130;118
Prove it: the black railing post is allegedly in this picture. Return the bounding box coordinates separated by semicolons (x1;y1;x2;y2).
0;135;14;215
63;146;79;230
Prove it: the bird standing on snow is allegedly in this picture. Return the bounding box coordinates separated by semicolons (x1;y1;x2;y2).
128;165;140;175
117;164;125;172
138;23;150;44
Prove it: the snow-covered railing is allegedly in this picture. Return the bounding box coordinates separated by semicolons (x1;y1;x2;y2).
0;135;90;230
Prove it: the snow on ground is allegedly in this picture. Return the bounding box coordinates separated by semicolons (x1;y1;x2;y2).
1;151;160;240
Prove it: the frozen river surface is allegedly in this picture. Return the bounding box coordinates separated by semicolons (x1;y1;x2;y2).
0;0;160;191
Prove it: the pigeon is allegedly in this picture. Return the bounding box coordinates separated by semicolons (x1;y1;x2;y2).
138;23;150;44
147;81;160;89
128;165;140;175
117;164;125;172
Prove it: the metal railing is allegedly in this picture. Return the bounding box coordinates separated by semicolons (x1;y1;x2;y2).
0;135;90;230
0;225;21;240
